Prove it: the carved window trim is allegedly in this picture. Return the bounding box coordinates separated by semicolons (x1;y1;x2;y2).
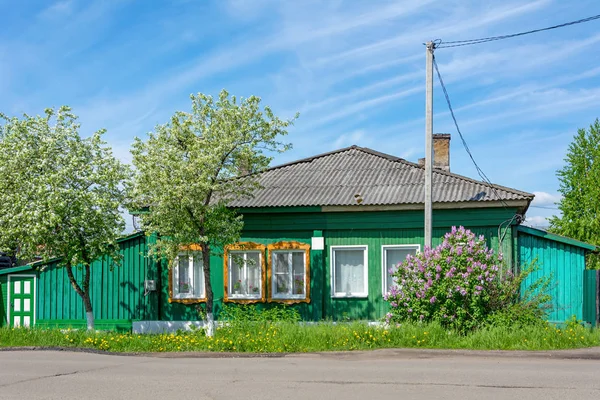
267;241;311;304
168;244;206;304
224;242;266;304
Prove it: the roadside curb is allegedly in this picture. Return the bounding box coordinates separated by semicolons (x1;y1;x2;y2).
2;346;600;360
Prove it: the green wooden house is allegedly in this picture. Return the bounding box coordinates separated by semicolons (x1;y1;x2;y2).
1;140;597;330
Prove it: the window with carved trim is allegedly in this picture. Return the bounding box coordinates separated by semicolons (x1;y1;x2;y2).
172;252;204;300
271;251;307;299
267;242;310;302
227;250;263;300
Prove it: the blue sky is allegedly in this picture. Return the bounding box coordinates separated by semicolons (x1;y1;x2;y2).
2;0;600;230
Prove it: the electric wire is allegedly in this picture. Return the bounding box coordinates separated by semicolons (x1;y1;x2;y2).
529;205;559;210
436;14;600;48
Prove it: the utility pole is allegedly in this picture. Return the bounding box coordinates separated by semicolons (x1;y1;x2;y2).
424;41;434;248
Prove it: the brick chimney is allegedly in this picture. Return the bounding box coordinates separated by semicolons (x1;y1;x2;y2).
433;133;450;172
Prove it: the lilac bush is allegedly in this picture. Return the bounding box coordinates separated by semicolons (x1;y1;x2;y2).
385;226;505;331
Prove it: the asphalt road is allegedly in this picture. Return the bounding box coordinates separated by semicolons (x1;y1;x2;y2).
1;349;600;400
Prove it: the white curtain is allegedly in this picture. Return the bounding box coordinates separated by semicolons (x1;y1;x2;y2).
292;252;305;295
247;252;261;295
385;248;416;290
273;252;290;295
334;249;365;295
193;255;204;297
177;256;190;295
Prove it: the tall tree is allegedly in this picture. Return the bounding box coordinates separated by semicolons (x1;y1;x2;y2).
0;107;130;329
130;90;296;336
549;119;600;268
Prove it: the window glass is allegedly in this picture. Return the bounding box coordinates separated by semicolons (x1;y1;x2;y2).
292;252;305;295
333;248;366;296
229;251;262;298
271;250;307;299
172;252;204;299
384;246;419;292
178;256;190;294
193;256;204;297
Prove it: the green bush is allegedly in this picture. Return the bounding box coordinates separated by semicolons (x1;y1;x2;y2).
485;262;552;328
219;304;301;324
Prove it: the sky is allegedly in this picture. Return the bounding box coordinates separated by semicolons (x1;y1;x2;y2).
1;0;599;231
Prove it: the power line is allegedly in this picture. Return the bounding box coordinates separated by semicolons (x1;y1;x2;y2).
431;55;510;209
436;14;600;48
529;205;559;210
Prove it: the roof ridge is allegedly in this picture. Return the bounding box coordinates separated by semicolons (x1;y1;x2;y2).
259;145;361;171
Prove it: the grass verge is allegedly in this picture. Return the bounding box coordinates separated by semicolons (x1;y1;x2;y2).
1;322;599;353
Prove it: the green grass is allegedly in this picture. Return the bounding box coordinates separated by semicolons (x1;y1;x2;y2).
1;321;600;353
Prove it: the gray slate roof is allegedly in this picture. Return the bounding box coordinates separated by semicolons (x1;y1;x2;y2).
230;146;534;208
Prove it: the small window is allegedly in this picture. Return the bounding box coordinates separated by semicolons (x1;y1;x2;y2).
268;241;310;302
382;245;420;293
225;242;266;301
171;252;204;300
331;246;368;298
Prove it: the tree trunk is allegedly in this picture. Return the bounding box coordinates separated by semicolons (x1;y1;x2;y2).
65;263;95;331
202;245;215;337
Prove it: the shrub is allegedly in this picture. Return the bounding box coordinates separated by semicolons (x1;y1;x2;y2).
385;226;549;332
219;304;301;325
485;262;553;327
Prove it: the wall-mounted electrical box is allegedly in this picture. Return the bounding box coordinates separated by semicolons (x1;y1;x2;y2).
144;280;157;291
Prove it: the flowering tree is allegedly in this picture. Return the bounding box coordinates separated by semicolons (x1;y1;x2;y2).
0;107;130;330
385;226;504;331
130;90;296;336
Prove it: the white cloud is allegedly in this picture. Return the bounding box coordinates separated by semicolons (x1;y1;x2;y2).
532;191;561;207
38;0;74;19
333;130;365;149
523;215;550;228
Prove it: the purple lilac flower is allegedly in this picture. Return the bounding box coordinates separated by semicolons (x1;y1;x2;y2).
430;296;436;304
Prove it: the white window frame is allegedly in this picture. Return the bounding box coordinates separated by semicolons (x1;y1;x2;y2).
228;250;263;300
330;245;368;298
381;244;420;295
172;252;205;300
271;250;307;300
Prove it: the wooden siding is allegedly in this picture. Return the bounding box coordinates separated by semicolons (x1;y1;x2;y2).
583;270;598;326
242;208;520;231
27;208;522;326
37;233;159;328
518;231;585;322
0;275;6;327
158;215;515;322
158;231;316;321
322;226;511;320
